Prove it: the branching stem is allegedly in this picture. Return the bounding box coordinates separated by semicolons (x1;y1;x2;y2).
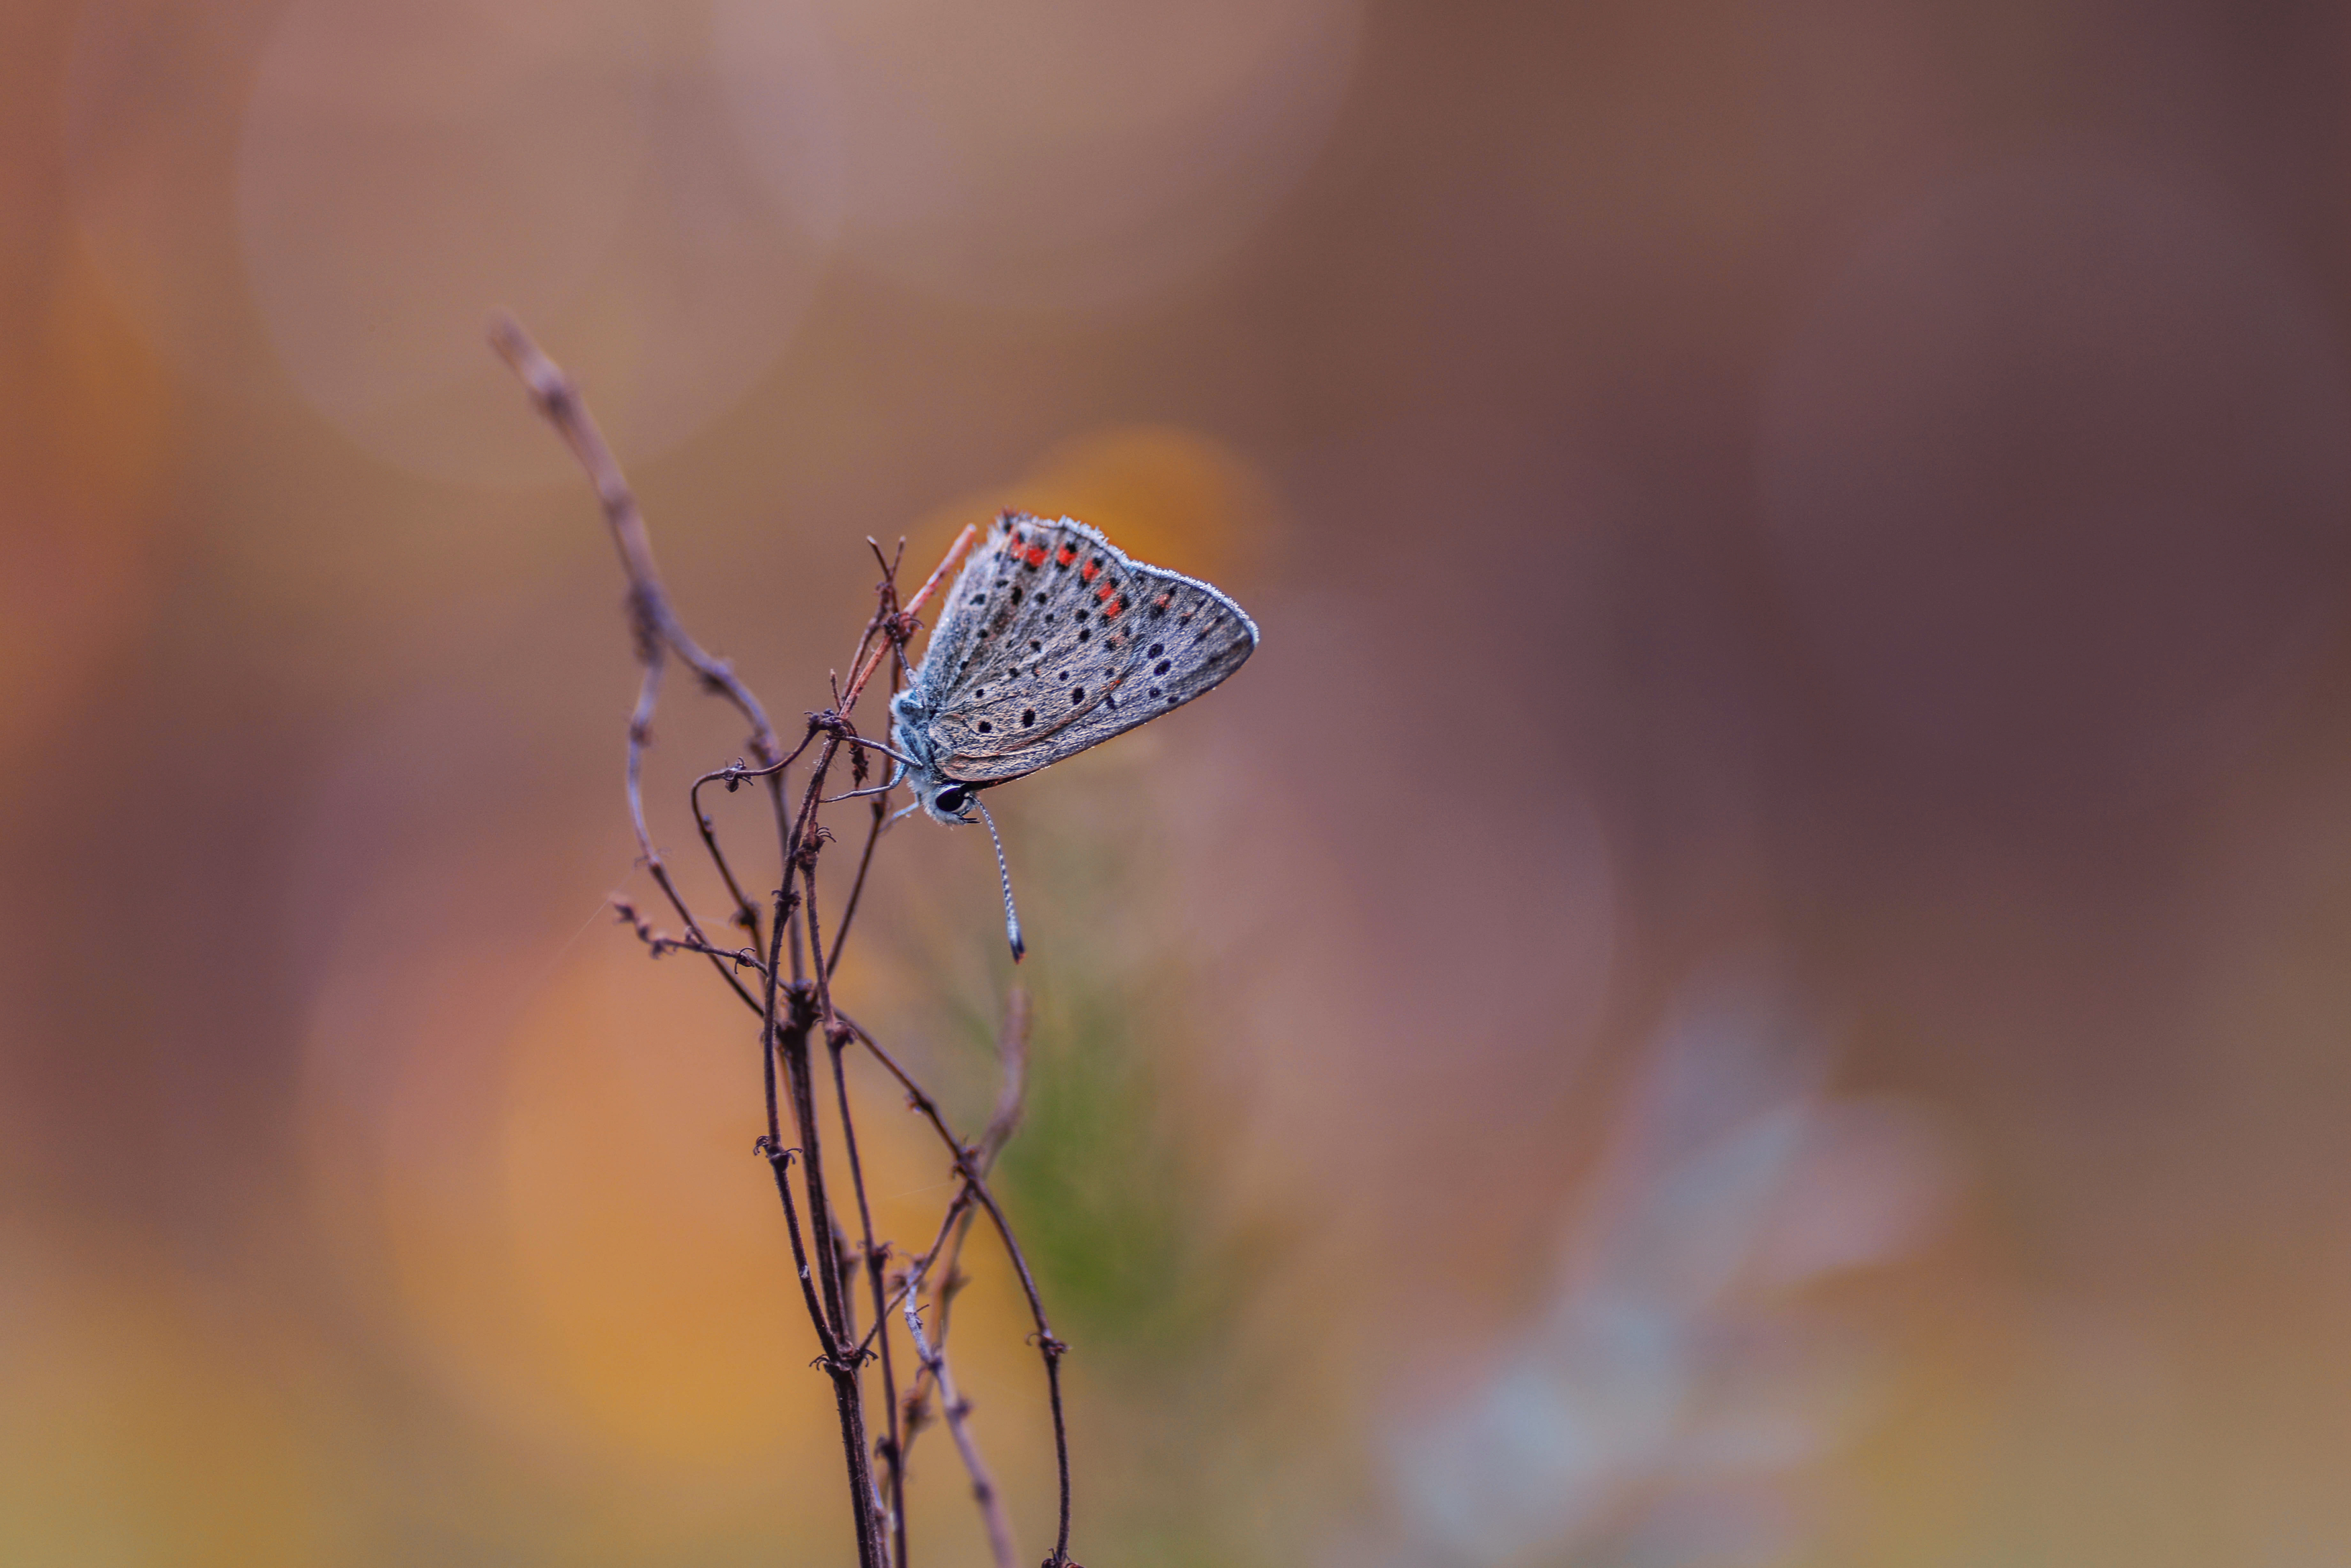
493;315;1073;1568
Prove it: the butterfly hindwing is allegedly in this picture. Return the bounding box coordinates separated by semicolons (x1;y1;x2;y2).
1011;570;1256;769
911;514;1257;785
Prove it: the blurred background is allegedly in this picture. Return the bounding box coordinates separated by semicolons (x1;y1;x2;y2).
9;0;2351;1563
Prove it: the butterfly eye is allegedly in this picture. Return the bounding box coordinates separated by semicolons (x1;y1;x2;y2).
934;785;970;815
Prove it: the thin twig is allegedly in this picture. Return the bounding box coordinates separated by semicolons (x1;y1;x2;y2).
806;542;916;1567
825;554;909;980
788;790;854;1336
840;1007;1074;1565
836;1187;987;1388
777;876;885;1568
813;583;912;1568
774;555;926;1564
751;821;889;1568
612;893;770;974
978;987;1031;1168
762;1144;838;1363
695;734;823;968
691;763;777;946
827;796;893;976
488;313;782;762
490;318;782;1013
841;1005;1030;1376
905;988;1030;1464
829;1021;904;1568
838;538;905;721
903;1295;1019;1568
657;936;768;971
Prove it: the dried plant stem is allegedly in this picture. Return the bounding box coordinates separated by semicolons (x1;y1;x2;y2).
756;836;885;1567
826;794;891;976
821;936;904;1567
690;765;773;943
494;314;1077;1568
488;313;795;999
782;557;929;1565
842;1009;1073;1563
903;1293;1020;1568
905;988;1028;1467
486;314;782;762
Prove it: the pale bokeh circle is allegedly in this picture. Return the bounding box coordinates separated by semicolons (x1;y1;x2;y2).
62;0;288;400
715;0;1362;312
236;0;833;481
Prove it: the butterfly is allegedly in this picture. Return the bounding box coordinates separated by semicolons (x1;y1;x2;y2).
848;511;1259;957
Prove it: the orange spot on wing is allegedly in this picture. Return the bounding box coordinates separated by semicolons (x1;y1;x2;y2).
1104;596;1125;617
1057;544;1077;565
1024;545;1047;567
1079;560;1099;583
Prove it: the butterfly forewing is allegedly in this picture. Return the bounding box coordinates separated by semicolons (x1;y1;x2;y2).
913;514;1256;785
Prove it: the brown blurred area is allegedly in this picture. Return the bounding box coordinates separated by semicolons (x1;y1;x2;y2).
10;0;2351;1563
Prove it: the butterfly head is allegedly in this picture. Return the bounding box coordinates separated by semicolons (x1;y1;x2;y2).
889;703;1020;956
889;690;979;825
922;780;977;825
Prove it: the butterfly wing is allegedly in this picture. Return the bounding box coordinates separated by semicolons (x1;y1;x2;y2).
909;514;1257;785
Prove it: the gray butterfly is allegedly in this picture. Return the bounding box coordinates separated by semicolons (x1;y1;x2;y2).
850;511;1259;955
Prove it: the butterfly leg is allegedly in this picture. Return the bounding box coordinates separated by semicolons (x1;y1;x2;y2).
837;733;919;770
825;756;907;804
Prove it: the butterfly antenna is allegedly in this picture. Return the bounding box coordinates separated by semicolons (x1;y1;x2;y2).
971;796;1025;962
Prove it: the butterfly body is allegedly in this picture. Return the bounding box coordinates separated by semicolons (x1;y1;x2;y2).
890;512;1259;825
